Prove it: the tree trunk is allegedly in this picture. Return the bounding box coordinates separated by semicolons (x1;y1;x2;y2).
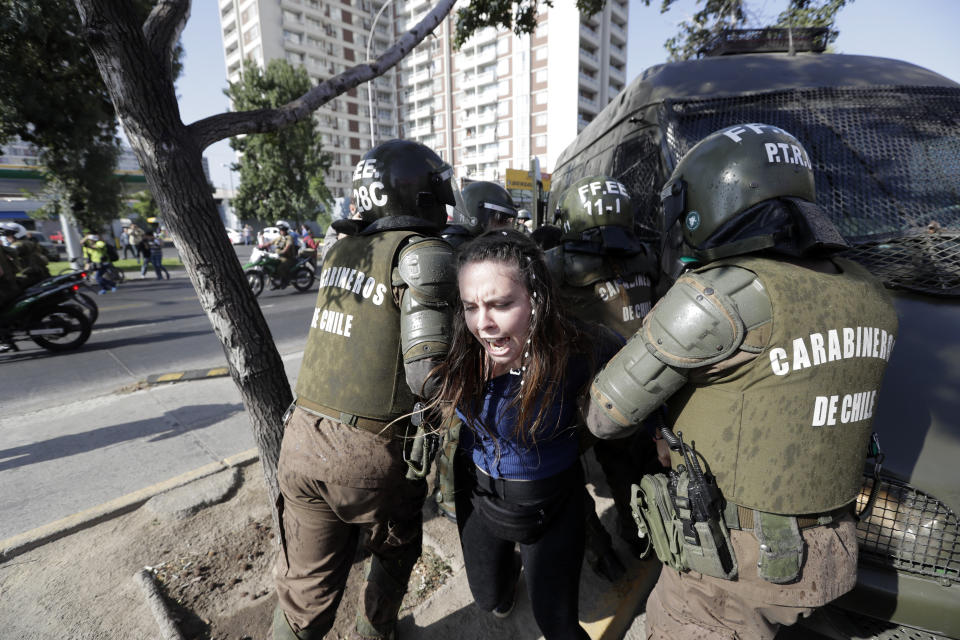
74;0;289;521
72;0;458;530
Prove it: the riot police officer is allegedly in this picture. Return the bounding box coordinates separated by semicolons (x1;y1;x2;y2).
440;180;518;249
271;221;297;287
547;176;659;578
587;124;898;639
273;139;458;640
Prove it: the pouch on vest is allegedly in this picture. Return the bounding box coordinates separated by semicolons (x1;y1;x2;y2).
754;510;804;584
633;474;686;572
673;471;738;580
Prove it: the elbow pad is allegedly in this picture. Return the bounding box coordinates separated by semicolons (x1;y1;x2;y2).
397;237;456;363
400;289;452;363
588;337;687;437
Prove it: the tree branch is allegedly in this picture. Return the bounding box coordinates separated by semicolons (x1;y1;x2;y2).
188;0;456;151
143;0;189;77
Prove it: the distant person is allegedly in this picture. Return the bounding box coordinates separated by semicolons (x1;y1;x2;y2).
138;232;169;280
299;225;318;268
242;224;252;246
81;230;116;294
271;221;297;287
121;226;136;260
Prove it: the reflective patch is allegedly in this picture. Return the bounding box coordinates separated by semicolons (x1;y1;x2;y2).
685;211;701;231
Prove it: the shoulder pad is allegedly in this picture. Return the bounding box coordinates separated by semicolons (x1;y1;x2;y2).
544;245;564;284
695;265;772;352
397;237;456;302
643;271;746;368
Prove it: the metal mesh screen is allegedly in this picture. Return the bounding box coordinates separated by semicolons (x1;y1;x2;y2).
659;86;960;296
611;130;665;244
855;476;960;584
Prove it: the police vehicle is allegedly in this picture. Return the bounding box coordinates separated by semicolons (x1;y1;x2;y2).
549;28;960;640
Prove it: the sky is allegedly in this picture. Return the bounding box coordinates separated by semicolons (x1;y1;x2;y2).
176;0;960;191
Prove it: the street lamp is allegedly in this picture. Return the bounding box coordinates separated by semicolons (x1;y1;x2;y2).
222;163;237;226
365;0;394;148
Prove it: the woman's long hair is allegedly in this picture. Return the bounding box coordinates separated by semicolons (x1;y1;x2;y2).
431;229;588;450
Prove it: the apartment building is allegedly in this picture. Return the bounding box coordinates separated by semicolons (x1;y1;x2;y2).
218;0;627;198
218;0;399;199
395;0;628;183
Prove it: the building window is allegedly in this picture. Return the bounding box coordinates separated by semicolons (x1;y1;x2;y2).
535;114;547;127
534;47;548;61
242;24;260;45
534;135;546;149
534;69;547;84
534;92;547;105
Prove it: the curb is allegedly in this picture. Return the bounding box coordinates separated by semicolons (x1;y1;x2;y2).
144;367;231;385
0;448;259;563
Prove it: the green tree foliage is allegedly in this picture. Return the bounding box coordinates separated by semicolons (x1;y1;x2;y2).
0;0;180;231
227;60;334;228
454;0;606;49
130;189;160;221
642;0;853;61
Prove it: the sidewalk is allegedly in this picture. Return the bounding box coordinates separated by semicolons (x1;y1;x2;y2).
0;367;658;639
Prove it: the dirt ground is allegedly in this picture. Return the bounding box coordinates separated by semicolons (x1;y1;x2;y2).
0;462;451;640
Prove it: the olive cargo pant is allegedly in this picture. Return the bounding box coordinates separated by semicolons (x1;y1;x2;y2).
274;410;427;638
645;514;858;639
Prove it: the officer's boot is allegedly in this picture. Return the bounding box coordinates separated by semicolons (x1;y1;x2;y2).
354;546;421;640
272;605;327;640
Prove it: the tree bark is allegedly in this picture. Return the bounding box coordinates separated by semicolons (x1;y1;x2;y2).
71;0;456;529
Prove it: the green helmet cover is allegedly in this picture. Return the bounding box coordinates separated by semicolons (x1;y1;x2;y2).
555;175;635;242
662;123;816;255
459;181;518;235
352;139;456;228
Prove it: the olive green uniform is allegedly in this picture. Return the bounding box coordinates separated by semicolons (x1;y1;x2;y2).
11;238;50;288
275;231;431;639
644;256;898;639
273;234;297;284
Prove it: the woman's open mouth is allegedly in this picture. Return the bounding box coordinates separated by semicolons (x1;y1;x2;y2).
483;336;511;356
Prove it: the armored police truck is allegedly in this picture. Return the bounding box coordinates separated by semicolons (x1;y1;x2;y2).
549;28;960;640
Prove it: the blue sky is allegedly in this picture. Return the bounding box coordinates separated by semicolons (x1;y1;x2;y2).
176;0;960;190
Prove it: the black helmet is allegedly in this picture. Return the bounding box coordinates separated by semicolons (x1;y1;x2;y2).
459;181;518;235
351;139;458;228
661;123;820;260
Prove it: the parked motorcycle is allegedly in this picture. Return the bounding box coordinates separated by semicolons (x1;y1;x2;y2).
243;247;315;298
25;270;99;325
0;281;93;352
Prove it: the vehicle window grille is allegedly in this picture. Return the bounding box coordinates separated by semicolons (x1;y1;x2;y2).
659;86;960;296
610;130;663;244
855;475;960;584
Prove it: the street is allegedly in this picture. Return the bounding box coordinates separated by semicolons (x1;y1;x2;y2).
1;245;314;415
0;245;315;539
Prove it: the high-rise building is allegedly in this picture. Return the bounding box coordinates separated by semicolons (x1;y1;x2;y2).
218;0;627;200
218;0;399;200
395;0;628;184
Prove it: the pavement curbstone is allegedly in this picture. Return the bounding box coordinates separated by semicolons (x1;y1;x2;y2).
0;448;259;563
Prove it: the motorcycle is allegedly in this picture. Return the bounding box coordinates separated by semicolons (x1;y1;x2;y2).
243;247;315;298
0;281;93;352
24;270;99;325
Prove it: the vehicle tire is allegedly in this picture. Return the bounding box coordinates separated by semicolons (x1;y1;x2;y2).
246;269;265;297
29;305;92;351
71;292;99;325
292;267;315;292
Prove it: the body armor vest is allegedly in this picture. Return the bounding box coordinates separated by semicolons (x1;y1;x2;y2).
667;256;898;514
551;247;652;339
295;230;418;420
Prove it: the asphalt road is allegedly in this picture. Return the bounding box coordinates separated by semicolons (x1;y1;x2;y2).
1;245;317;416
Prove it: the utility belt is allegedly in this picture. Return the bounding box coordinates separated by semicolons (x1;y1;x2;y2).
294;397;408;438
630;428;851;585
291;398;440;481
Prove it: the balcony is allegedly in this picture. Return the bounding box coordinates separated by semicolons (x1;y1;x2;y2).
476;109;497;126
579;23;600;46
579;94;599;113
580;47;599;70
473;46;497;65
410;68;432;85
609;64;626;82
410;122;433;138
609;41;626;64
610;21;627;45
610;0;627;21
579;71;599;90
475;89;498;106
412;104;433;120
411;86;433;102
